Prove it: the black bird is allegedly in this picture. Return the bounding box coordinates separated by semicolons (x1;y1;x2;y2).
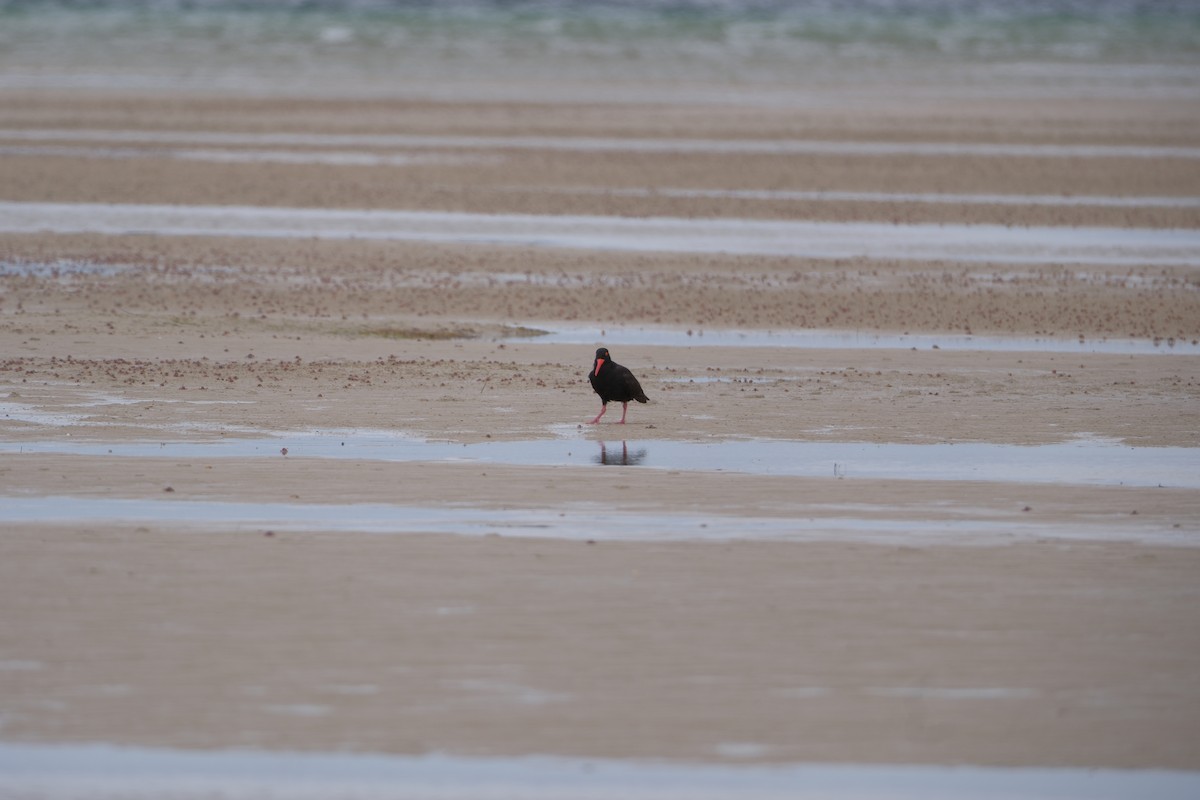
588;347;648;424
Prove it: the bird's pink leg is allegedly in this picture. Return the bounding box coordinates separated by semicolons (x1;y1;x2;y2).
618;402;629;424
588;404;607;424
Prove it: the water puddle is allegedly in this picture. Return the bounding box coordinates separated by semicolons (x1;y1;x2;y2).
864;687;1038;700
511;185;1200;209
512;324;1200;354
5;128;1200;160
2;202;1198;265
0;258;130;278
0;742;1196;800
0;495;1187;546
3;432;1197;489
0;144;499;167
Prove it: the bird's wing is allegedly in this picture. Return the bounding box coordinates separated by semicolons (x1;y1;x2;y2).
618;367;649;402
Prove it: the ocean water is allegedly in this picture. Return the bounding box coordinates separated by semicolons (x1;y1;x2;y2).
0;1;1196;100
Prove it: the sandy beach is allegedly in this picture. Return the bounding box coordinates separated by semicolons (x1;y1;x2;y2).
2;3;1200;794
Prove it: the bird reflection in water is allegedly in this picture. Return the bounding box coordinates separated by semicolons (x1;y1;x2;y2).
596;441;648;466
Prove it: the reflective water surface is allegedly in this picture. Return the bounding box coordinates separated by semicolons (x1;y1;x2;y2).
596;440;649;466
0;742;1197;800
513;325;1200;354
6;128;1200;160
3;432;1197;489
3;202;1198;265
1;494;1189;546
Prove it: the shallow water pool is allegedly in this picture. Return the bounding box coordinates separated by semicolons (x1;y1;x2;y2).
3;432;1197;489
0;494;1189;546
514;324;1200;354
0;742;1197;800
3;201;1198;266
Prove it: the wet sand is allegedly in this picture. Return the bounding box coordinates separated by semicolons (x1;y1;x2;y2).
2;88;1200;776
3;525;1199;770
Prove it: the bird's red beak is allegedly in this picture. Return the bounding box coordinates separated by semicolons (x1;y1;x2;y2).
594;358;605;377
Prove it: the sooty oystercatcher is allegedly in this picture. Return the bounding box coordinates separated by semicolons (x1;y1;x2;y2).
588;347;649;424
